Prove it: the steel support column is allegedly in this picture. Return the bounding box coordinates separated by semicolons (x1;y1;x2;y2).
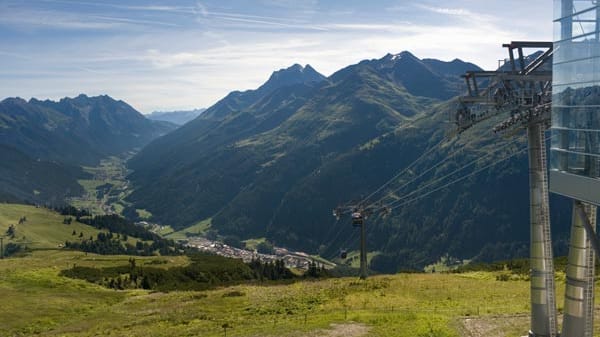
562;201;597;337
527;124;558;337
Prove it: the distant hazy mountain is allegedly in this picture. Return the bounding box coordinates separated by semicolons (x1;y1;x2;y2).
0;94;175;166
146;108;206;126
0;94;176;204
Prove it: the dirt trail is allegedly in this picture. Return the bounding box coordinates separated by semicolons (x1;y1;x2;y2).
294;323;371;337
461;314;530;337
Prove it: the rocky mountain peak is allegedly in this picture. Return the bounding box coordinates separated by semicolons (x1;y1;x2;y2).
257;63;326;94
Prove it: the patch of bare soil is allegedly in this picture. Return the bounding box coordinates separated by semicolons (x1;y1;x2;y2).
299;323;370;337
460;314;530;337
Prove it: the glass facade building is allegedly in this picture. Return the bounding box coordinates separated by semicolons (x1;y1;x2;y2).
551;0;600;205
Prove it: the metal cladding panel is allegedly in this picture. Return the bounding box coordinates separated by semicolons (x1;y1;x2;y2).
566;285;585;300
532;304;552;334
566;263;589;279
567;246;589;267
564;299;585;318
531;257;549;270
531;242;546;256
531;226;547;241
532;290;548;304
562;199;597;337
549;171;600;206
531;275;546;289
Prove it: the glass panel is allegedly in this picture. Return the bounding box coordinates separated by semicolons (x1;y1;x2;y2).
554;0;563;21
554;1;600;40
572;0;598;14
554;40;600;64
553;57;600;86
553;1;600;195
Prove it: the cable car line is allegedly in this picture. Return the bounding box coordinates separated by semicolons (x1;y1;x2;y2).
378;136;524;211
385;135;554;212
357;135;448;207
327;134;534;279
331;228;359;260
318;218;347;255
315;217;340;249
365;140;467;209
332;136;519;230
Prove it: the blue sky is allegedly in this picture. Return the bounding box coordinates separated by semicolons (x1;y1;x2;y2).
0;0;552;113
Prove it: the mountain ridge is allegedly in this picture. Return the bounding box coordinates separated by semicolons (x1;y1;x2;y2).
0;94;175;165
125;52;531;272
200;63;327;121
0;94;176;204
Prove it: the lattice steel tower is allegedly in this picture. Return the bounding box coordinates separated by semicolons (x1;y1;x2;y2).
452;41;557;337
456;1;600;332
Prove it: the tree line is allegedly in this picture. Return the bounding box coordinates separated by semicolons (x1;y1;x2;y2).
64;214;180;256
61;253;328;291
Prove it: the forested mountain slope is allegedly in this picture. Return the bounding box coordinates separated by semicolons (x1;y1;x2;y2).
127;53;572;270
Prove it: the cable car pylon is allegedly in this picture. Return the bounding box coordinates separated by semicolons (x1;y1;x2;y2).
333;204;388;280
452;41;557;337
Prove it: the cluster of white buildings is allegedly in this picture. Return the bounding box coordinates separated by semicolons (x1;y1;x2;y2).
183;236;328;270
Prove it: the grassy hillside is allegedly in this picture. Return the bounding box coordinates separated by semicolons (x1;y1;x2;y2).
0;251;188;336
3;248;600;337
163;218;211;241
0;219;594;337
0;203;105;250
0;251;600;337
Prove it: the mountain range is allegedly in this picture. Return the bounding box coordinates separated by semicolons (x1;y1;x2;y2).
0;94;175;204
126;52;574;270
0;51;572;271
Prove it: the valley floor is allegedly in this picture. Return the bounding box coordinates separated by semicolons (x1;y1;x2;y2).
5;250;600;337
68;155;133;217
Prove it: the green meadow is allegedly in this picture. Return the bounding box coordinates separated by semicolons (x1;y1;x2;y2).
2;203;600;337
3;248;594;337
0;203;105;250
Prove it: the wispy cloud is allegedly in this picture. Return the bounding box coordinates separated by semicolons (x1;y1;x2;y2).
327;23;412;32
416;4;473;16
141;38;324;69
0;51;34;61
40;0;199;15
0;0;553;112
27;0;325;32
206;10;305;24
91;15;180;28
196;1;209;17
258;0;318;12
414;3;498;25
0;7;119;30
211;15;327;31
0;7;177;30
